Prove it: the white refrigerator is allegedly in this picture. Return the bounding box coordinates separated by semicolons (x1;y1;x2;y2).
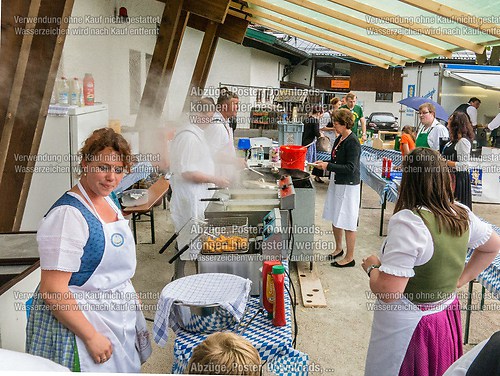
20;104;109;231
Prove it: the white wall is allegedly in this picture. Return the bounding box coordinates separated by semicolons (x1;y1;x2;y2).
60;0;162;127
356;91;404;124
56;0;296;133
288;60;313;86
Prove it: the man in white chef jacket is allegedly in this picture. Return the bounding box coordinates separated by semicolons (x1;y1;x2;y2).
169;98;230;278
204;89;246;183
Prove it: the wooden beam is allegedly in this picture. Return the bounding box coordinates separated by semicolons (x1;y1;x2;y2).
284;0;452;58
157;0;231;23
231;0;424;62
136;0;187;126
327;0;485;54
154;9;189;116
184;0;230;23
187;13;248;44
185;21;219;109
0;0;74;231
0;0;33;138
400;0;500;40
246;7;406;66
249;17;391;68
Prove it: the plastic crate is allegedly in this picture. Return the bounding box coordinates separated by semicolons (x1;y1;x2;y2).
278;121;304;145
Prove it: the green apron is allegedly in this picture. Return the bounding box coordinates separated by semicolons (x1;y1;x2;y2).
415;130;430;148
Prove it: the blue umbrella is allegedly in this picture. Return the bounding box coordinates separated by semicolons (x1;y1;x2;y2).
398;96;449;121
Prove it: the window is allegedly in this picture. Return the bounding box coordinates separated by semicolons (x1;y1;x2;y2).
375;92;393;102
333;63;350;76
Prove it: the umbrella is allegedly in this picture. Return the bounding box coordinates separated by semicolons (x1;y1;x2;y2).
398;96;449;121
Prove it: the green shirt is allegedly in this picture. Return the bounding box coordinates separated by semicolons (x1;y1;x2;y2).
340;104;364;136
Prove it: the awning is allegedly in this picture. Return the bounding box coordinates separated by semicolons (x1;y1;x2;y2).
443;64;500;90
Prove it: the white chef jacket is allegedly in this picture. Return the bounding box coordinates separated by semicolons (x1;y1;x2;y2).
488;112;500;131
169;123;215;258
204;111;236;180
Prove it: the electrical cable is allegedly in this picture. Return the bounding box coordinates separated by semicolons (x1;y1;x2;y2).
238;308;263;335
284;278;298;348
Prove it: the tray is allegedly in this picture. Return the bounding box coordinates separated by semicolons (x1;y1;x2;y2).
200;217;249;255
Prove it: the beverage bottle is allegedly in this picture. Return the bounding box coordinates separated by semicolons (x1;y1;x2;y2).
251;146;259;161
272;265;286;326
69;77;81;106
262;260;282;318
57;77;69;105
382;157;387;178
257;145;264;161
387;159;392;179
83;73;95;106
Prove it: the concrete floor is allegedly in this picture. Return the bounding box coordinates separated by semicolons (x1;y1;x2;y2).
132;181;500;375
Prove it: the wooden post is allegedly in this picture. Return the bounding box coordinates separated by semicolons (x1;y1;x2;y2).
135;0;187;127
0;0;74;231
185;21;219;111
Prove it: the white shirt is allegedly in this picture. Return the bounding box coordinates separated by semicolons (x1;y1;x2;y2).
418;118;449;150
169;123;215;254
320;111;330;127
444;138;471;172
488;112;500;131
204;111;236;180
37;193;119;271
466;105;478;126
379;205;493;278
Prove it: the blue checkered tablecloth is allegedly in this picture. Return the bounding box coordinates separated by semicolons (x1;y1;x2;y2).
170;262;309;375
359;146;401;204
470;223;500;300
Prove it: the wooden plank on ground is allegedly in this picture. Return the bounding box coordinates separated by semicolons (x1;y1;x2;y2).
296;262;327;307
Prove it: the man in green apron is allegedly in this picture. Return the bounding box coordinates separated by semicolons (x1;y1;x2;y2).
415;103;449;150
340;92;367;142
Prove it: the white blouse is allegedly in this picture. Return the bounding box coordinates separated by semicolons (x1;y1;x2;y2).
379;205;493;278
37;193;119;272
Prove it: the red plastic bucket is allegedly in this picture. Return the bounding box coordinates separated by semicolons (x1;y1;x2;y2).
279;145;307;170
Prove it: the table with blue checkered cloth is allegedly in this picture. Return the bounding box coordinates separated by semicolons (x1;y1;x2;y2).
360;146;401;204
169;262;309;375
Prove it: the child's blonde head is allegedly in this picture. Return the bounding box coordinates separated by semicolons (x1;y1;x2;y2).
187;332;261;375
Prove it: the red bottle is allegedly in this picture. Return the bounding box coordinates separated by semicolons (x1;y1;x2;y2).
382;157;387;178
262;260;282;317
272;265;286;327
387;159;392;179
83;73;95;106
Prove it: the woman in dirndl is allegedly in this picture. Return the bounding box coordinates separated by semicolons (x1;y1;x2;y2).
362;148;500;376
441;111;474;210
26;128;149;372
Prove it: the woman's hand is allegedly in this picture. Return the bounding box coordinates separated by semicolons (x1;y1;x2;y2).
314;161;328;171
84;332;113;364
361;255;381;273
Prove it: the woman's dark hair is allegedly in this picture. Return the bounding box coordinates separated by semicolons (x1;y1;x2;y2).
79;128;133;172
448;111;475;142
332;108;354;129
394;148;469;236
